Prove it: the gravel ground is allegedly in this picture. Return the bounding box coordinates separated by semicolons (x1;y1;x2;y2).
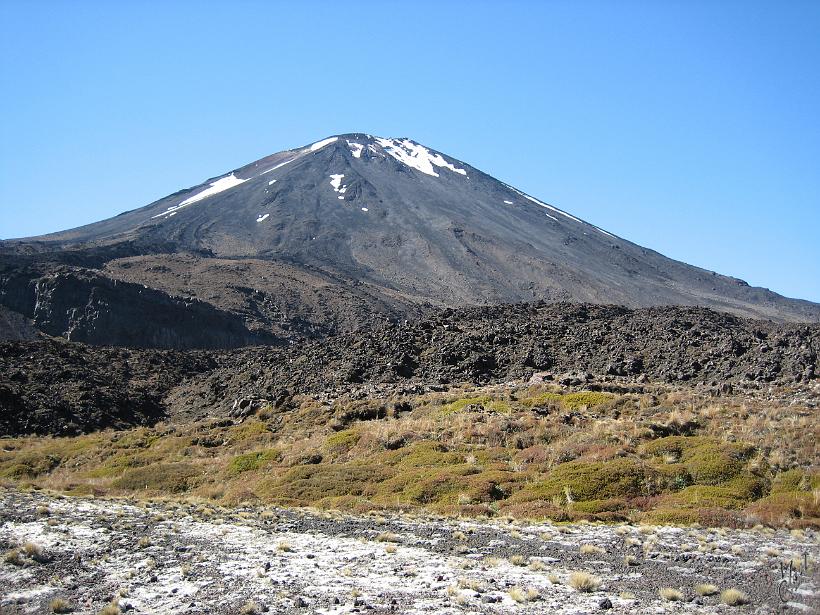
1;489;818;614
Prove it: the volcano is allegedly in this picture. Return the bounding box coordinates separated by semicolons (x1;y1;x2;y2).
1;133;818;348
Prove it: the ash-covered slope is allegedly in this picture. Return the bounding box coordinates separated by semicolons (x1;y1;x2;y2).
2;133;818;340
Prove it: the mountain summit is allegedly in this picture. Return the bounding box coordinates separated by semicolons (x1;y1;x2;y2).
1;133;818;348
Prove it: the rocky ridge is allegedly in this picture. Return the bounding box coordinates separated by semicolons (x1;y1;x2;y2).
1;302;817;435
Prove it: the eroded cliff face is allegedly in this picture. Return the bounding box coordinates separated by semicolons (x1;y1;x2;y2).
0;266;278;350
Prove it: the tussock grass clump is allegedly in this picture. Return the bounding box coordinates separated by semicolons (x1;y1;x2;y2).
137;536;151;549
98;603;120;615
239;601;261;615
568;571;600;592
695;583;719;596
11;541;48;564
50;598;73;613
4;549;23;566
508;587;538;603
277;541;293;552
580;544;605;555
375;532;400;543
509;554;527;566
458;577;482;591
659;587;684;601
720;589;750;606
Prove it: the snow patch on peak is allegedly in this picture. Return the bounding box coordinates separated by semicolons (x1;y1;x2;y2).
504;184;617;238
329;174;348;196
594;226;616;239
310;136;339;151
374;138;467;178
261;158;296;175
504;185;585;225
347;141;364;158
329;174;344;191
151;173;246;219
256;213;270;223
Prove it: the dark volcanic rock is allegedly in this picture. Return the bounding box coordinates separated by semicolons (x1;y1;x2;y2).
0;338;215;435
0;306;37;342
4;301;814;436
174;303;817;415
0;265;278;349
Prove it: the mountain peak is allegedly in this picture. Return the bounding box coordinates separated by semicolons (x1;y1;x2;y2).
3;134;819;325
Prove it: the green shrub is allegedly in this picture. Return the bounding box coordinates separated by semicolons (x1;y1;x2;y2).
561;392;615;409
324;429;361;454
640;436;752;486
520;392;563;408
112;463;201;493
512;458;656;503
259;464;389;504
441;396;511;414
771;469;819;493
379;441;464;468
227;449;281;475
3;452;61;478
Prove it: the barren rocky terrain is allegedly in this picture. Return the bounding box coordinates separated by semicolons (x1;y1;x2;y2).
2;490;818;614
2;302;818;436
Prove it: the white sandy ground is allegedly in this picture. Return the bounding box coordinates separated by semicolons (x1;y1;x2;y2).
1;492;818;614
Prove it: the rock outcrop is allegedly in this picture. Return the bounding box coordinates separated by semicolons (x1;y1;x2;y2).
0;265;278;349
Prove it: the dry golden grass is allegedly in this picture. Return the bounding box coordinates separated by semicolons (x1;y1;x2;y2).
509;554;527;566
695;583;719;596
568;571;600;592
508;587;533;603
49;598;73;613
720;588;750;606
239;601;261;615
3;549;23;566
659;587;684;601
98;603;120;615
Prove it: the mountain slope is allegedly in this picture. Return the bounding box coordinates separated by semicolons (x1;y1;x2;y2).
1;133;818;347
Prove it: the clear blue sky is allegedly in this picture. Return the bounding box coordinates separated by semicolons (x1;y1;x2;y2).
1;1;818;302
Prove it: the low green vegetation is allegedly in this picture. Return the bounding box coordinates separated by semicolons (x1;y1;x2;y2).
1;383;817;527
